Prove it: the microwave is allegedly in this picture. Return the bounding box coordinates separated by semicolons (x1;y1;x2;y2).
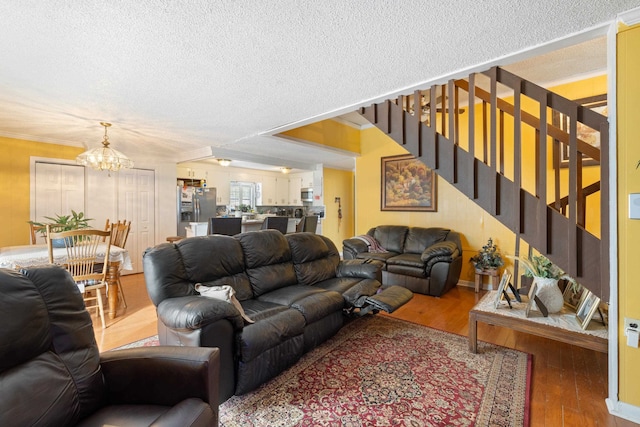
301;187;313;202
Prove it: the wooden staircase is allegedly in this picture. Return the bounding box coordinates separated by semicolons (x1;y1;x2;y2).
359;66;610;300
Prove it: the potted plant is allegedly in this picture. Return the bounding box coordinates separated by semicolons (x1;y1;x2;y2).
515;254;577;313
29;210;93;247
469;238;504;272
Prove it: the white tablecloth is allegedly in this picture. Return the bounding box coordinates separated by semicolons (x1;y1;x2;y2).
0;243;133;271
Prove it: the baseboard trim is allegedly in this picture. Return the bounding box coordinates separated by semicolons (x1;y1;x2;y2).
606;398;640;424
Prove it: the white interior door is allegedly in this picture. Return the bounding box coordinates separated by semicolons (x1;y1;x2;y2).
118;169;155;274
34;163;84;241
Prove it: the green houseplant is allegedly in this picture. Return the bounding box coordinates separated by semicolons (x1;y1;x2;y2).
29;211;93;247
469;238;504;271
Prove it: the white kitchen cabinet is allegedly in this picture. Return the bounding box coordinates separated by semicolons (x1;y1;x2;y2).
275;177;289;205
177;165;207;182
300;172;314;188
288;176;302;206
208;169;230;205
261;175;277;205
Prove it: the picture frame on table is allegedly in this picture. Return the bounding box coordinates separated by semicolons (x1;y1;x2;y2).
553;94;607;167
562;283;585;310
494;270;512;309
525;282;538;318
575;290;601;330
381;154;436;212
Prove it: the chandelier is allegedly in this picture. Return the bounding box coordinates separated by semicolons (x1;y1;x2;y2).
76;122;134;172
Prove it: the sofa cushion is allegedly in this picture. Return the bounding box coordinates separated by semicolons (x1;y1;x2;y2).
386;253;425;269
236;230;298;296
237;307;305;362
257;285;344;324
372;225;408;253
287;233;340;285
355;251;399;265
404;227;450;254
175;236;253;301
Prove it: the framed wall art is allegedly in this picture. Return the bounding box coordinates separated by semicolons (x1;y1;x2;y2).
553;94;607;167
381;154;436;211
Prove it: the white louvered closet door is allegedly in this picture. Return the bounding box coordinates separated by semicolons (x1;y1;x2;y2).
117;168;155;274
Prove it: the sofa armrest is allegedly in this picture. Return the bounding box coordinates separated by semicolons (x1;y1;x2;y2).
342;238;369;260
420;241;461;277
149;397;215;427
157;295;245;331
100;346;220;409
336;259;383;282
420;241;460;263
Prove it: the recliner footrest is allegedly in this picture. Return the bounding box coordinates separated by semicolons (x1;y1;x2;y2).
365;286;413;313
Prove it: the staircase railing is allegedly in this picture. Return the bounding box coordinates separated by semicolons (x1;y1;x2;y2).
359;66;609;300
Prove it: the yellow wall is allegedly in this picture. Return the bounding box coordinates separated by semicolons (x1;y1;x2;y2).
355;127;515;282
321;167;355;248
617;23;640;406
0;136;83;247
455;76;606;237
280;119;361;154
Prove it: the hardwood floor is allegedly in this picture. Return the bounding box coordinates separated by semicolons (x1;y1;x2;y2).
97;274;636;426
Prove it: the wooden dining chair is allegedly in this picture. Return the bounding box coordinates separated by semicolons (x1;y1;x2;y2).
101;219;131;308
47;225;112;329
111;220;131;248
29;223;46;245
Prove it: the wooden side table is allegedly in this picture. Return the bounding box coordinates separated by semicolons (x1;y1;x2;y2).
469;291;608;353
474;268;499;293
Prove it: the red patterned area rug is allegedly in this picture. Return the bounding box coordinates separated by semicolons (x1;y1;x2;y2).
220;316;531;427
112;335;160;349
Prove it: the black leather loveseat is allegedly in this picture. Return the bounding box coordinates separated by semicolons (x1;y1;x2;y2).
0;265;220;427
343;225;463;297
143;230;413;403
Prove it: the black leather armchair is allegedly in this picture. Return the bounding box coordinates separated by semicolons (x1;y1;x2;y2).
0;265;220;427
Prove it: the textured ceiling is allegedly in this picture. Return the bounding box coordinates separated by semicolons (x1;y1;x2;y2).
0;1;637;171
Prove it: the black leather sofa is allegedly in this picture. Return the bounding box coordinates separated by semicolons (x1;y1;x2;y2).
143;230;413;402
342;225;463;296
0;265;219;427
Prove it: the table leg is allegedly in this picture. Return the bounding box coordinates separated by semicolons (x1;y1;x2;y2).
468;311;478;353
106;261;120;320
474;273;481;293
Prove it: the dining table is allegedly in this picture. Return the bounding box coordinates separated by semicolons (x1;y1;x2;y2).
0;243;133;320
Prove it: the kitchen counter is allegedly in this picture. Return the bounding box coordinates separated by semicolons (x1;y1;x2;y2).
240;217;301;233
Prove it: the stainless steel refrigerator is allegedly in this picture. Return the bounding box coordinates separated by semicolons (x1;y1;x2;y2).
177;186;217;237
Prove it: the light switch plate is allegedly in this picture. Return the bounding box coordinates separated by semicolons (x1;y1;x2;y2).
629;194;640;219
624;317;639;335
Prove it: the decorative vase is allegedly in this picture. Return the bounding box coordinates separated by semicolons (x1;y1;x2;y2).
533;277;564;313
